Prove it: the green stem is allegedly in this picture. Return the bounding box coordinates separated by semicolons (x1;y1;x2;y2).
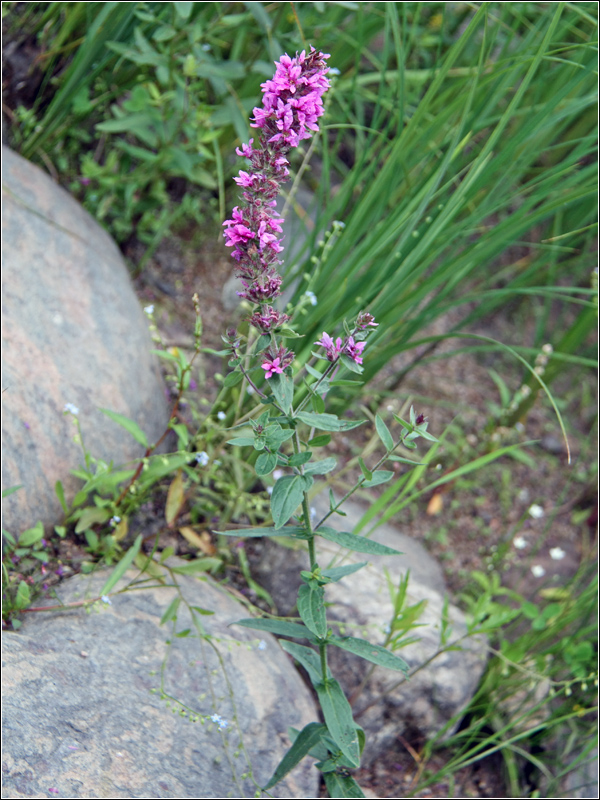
320;640;328;681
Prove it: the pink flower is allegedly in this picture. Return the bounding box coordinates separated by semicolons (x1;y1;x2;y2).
344;336;366;365
262;357;285;379
315;332;343;361
356;311;378;330
235;139;254;158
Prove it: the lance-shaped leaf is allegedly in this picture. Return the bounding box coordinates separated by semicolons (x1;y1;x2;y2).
297;582;327;638
99;408;148;447
217;525;308;538
314;678;361;767
304;457;337;475
329;635;409;674
375;414;395;451
234;618;313;640
263;722;328;790
296;411;365;432
361;470;394;488
321;562;368;582
324;772;366;798
317;526;402;556
279;640;332;683
99;534;142;596
268;371;294;413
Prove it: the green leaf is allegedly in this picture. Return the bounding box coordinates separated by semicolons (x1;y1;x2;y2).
339;354;364;374
18;521;44;547
324;772;366;798
2;485;23;498
361;470;394;488
288;451;312;467
296;411;365;431
217;525;308;538
329;379;364;387
265;427;295;448
55;480;68;513
297;583;327;638
223;370;243;387
170;558;221;575
263;723;328;790
15;580;31;610
314;678;360;767
255;451;278;476
308;434;331;447
329;635;409;673
322;562;368;582
304;457;337;475
268;372;294;413
375;415;395;451
173;1;193;20
99;534;142;596
99;409;148;448
160;596;181;625
271;476;308;529
74;506;110;533
279;640;331;683
234;618;313;639
387;456;425;465
227;436;256;447
358;457;372;482
317;526;402;556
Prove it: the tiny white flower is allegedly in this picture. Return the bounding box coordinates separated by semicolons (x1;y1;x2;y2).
273;469;284;481
515;421;525;432
528;504;544;519
386;405;394;411
144;304;154;315
246;386;255;395
310;507;317;520
257;640;267;651
201;43;211;51
266;486;274;495
329;67;341;76
549;547;566;560
110;516;121;526
513;536;528;550
101;595;112;605
195;451;209;466
217;411;226;421
304;291;318;306
383;623;391;634
531;565;546;578
63;403;79;415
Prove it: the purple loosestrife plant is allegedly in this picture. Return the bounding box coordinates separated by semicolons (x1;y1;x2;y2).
220;48;437;799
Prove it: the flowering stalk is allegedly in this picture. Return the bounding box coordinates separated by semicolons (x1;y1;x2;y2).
220;49;435;798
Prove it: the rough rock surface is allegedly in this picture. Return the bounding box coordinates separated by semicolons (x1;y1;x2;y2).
2;146;169;533
2;563;319;799
250;495;488;763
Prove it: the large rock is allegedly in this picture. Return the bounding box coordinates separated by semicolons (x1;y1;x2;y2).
2;147;169;533
250;495;488;763
2;563;319;799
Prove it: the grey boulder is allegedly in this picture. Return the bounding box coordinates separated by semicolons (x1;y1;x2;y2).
2;563;319;798
2;146;169;534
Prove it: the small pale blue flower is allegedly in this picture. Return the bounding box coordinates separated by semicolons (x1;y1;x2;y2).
64;403;79;416
101;595;111;605
217;411;226;421
195;451;209;466
144;305;154;315
257;640;267;651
